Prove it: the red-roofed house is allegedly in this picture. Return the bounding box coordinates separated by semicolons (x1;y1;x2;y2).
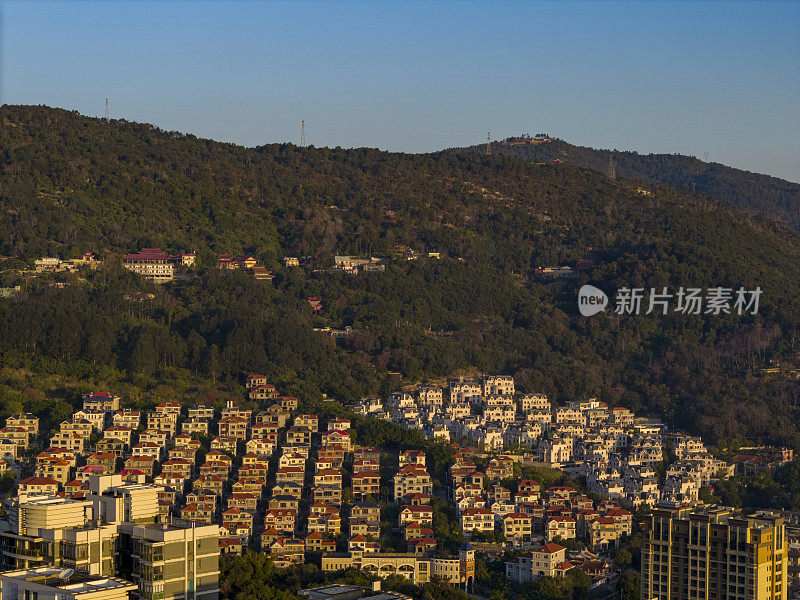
546;516;576;541
506;542;567;583
459;508;494;534
305;532;336;554
18;476;60;495
219;537;244;556
399;505;433;527
503;513;533;543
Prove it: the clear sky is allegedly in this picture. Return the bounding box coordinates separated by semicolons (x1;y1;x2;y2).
1;1;799;182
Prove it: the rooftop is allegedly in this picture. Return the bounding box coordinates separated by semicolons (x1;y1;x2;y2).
0;567;137;596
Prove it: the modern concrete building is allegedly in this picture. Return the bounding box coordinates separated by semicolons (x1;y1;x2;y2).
116;521;219;600
0;495;94;570
0;477;218;600
0;567;137;600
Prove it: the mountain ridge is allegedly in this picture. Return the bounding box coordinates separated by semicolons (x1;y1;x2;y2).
451;135;800;231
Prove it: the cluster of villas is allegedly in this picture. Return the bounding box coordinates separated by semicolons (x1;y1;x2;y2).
6;372;795;596
443;450;632;587
3;380;406;575
316;448;476;590
354;376;751;507
5;388;295;553
451;457;632;549
1;384;631;592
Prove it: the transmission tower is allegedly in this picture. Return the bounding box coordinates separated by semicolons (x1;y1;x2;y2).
301;120;306;147
105;98;109;122
702;151;709;162
486;131;491;155
608;153;616;180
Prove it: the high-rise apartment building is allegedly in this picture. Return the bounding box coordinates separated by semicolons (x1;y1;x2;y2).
0;476;218;600
116;521;219;600
641;505;787;600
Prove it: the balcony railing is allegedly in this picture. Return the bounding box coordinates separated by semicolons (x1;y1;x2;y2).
7;547;43;559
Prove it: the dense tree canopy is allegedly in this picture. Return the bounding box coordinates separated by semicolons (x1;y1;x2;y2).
2;105;800;451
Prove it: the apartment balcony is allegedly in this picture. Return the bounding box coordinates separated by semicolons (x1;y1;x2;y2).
4;547;44;560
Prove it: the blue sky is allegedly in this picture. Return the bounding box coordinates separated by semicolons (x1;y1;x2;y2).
2;1;799;182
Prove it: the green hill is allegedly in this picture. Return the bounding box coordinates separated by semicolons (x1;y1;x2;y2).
2;104;800;450
451;135;800;231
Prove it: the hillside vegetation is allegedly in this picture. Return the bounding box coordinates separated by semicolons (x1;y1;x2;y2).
452;135;800;231
2;105;800;451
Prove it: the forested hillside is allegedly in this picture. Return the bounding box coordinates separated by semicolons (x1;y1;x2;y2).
452;136;800;231
3;105;800;451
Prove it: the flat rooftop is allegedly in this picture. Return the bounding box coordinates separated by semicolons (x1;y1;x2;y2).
0;567;136;595
298;584;366;599
16;496;90;506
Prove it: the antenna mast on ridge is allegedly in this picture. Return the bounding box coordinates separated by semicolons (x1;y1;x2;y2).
486;132;491;155
301;120;306;147
105;98;109;122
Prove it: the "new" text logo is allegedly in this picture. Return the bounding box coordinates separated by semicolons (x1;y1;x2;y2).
578;285;609;317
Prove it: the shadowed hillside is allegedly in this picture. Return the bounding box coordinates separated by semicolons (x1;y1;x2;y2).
2;105;800;451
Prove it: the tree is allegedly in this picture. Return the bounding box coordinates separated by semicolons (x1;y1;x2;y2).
564;569;591;600
619;570;640;600
203;345;220;381
187;330;207;374
129;331;157;375
614;547;632;569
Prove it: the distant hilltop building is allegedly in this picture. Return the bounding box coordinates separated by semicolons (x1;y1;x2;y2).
334;255;384;274
34;252;99;273
500;133;551;146
534;266;577;278
34;257;60;272
217;255;274;281
0;286;21;298
308;297;323;313
122;248;175;282
218;255;256;270
121;249;195;282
